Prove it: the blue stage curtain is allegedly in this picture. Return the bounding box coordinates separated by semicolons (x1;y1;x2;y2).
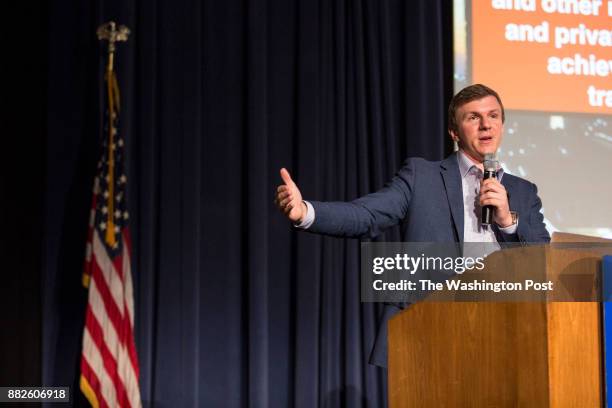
42;0;452;406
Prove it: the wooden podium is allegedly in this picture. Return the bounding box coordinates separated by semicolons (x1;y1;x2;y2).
387;233;612;407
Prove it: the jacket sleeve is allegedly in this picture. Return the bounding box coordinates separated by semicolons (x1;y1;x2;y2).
306;159;416;239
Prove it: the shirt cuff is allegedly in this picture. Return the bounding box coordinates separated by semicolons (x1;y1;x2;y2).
498;219;518;235
294;200;315;229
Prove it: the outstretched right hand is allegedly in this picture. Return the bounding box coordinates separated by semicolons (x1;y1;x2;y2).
275;168;307;223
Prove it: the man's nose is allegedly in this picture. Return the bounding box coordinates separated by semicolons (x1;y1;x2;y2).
479;118;491;129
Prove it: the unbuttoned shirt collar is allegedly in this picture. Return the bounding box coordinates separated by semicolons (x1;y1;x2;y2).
457;150;504;182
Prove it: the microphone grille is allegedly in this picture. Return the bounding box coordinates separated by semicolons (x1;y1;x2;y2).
483;154;498;172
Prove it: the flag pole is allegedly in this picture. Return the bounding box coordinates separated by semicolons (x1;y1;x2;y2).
81;21;142;408
96;22;130;247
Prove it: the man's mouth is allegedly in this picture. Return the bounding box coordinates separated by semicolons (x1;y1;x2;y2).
479;135;494;143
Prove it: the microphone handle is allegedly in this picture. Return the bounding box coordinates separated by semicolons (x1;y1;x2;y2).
481;169;496;225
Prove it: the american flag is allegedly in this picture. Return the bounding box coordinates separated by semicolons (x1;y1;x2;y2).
79;70;142;408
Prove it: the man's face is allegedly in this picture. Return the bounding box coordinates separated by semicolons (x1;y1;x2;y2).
449;95;504;163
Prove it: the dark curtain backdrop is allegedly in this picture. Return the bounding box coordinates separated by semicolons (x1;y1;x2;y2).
1;1;46;392
42;0;452;406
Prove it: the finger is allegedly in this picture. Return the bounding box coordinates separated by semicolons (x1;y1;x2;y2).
481;178;504;190
480;190;504;200
280;168;294;186
481;177;499;185
480;196;506;207
283;203;294;215
480;198;501;207
277;185;287;193
276;191;290;200
479;192;501;203
481;177;494;185
279;196;293;207
480;183;504;195
480;185;492;194
480;191;504;200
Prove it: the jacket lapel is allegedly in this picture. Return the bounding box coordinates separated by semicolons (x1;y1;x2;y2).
440;153;464;243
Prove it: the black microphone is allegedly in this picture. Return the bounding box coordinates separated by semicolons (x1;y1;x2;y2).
481;154;498;226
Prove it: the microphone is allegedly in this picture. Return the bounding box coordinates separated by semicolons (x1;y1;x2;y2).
481;154;498;226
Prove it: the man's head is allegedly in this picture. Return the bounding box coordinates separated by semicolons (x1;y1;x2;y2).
448;84;505;163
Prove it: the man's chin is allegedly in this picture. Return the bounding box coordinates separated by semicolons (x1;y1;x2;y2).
461;146;499;162
477;147;498;158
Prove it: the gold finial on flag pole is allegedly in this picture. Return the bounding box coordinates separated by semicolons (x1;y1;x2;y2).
97;21;130;74
97;21;130;247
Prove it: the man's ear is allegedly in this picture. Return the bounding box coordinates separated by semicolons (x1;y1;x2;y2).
448;128;459;142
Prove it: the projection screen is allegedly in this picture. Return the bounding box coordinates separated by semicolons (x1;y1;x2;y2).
454;0;612;238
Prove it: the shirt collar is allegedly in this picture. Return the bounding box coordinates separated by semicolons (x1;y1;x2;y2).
456;150;504;180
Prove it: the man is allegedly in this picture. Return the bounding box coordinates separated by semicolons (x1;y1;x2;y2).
275;84;550;366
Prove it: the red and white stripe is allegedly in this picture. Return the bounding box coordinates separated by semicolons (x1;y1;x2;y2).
80;223;142;408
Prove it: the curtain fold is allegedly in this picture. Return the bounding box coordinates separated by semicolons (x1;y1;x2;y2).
43;0;452;406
